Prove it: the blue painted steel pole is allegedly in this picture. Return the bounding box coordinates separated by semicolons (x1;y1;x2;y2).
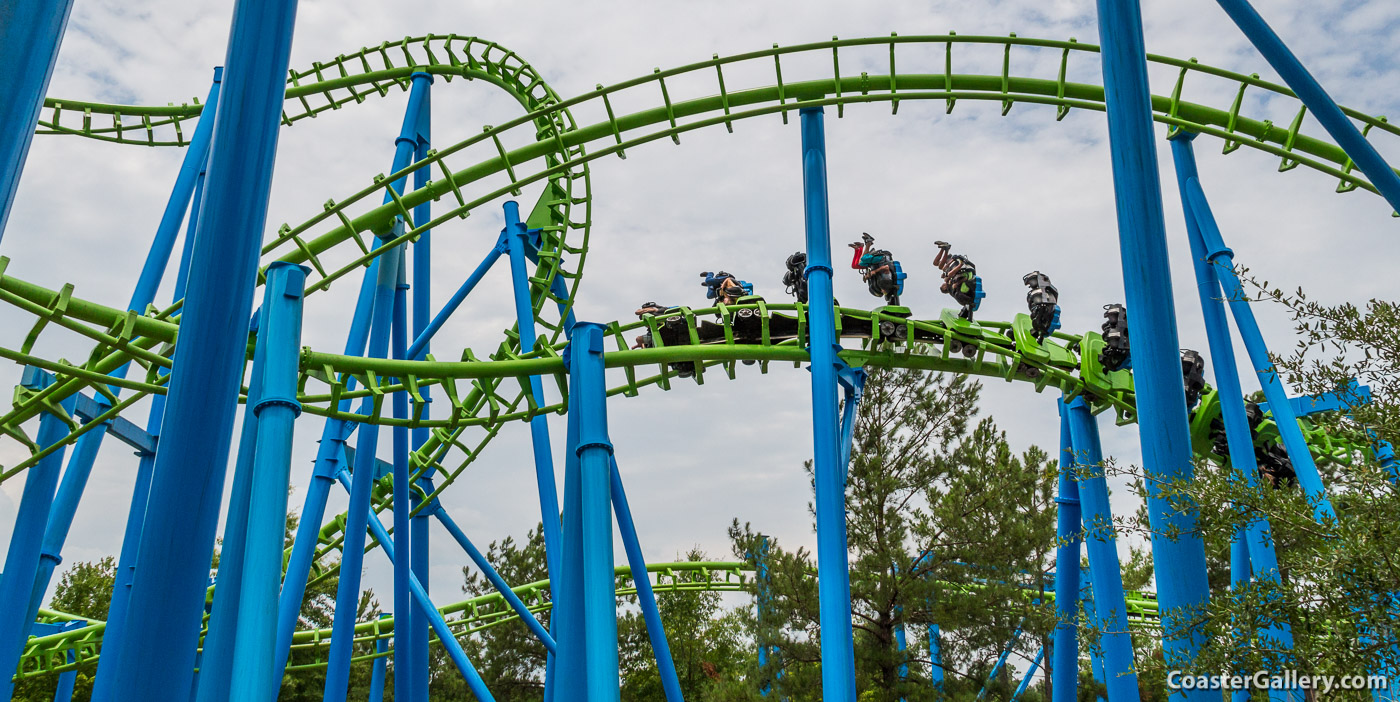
546;383;584;701
894;607;908;696
391;248;418;702
0;400;75;700
570;322;621;701
1082;582;1108;702
1012;647;1046;701
0;0;75;242
1094;0;1214;687
227;262;306;702
505;201;564;581
93;0;301;697
369;615;390;702
409;76;433;702
1052;404;1082;702
271;259;378;684
94;140;210;699
323;242;401;702
757;536;774;697
196;295;275;702
798;105;857;702
1063;398;1140;699
341;472;496;700
1178;174;1336;521
36;71;222;658
1170;133;1298;673
435;504;557;651
610;457;683;702
405;242;504;360
978;619;1026;700
1213;0;1400;214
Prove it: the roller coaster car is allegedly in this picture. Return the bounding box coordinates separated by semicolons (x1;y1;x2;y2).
873;305;911;344
1099;304;1131;371
1022;271;1061;343
1181;349;1206;409
730;294;766;364
1257;441;1296;488
782;251;809;303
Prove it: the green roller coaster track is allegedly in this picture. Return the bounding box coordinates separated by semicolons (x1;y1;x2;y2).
5;32;1390;684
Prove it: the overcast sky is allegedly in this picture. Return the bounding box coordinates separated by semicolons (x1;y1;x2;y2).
2;0;1399;629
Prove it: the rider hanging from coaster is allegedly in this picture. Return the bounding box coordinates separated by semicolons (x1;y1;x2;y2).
1099;304;1131;371
1181;348;1206;409
933;240;982;320
700;271;753;306
1022;271;1061;342
632;301;695;378
848;233;904;306
782;252;809;303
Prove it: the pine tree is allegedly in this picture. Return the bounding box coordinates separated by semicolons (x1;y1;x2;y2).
730;362;1058;700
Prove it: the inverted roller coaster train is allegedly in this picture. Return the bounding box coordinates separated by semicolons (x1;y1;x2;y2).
1;1;1399;700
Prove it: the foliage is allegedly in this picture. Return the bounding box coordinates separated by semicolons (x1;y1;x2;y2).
729;363;1060;700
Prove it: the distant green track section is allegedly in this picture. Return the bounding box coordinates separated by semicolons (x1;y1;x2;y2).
15;561;1161;680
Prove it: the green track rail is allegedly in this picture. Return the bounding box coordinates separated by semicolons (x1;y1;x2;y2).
15;561;1160;680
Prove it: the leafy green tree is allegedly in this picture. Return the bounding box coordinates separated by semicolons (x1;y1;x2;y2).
451;524;553;701
618;547;753;700
10;557;117;702
730;363;1059;700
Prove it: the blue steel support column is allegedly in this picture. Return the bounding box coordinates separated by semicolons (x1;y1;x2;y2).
434;508;556;650
1064;397;1140;699
1012;647;1046;701
798;105;857;702
0;0;75;241
1094;0;1214;689
505;201;564;581
227;262;307;702
928;618;944;691
1052;405;1082;702
323;241;401;702
95;145;210;701
409;74;433;702
271;260;378;684
0;397;75;699
93;0;301;697
1083;582;1109;702
546;383;584;701
757;536;774;698
570;322;621;701
36;71;222;657
609;456;683;702
894;602;908;700
1169;133;1297;686
391;247;418;702
370;615;390;702
978;619;1026;700
1177;164;1336;522
1213;0;1400;214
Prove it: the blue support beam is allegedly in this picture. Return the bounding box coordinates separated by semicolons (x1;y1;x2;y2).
756;536;776;698
434;506;557;652
1093;0;1214;690
0;0;75;241
609;456;683;702
369;614;390;702
91;0;302;696
1052;405;1082;702
1063;398;1140;700
227;262;307;702
1213;0;1400;215
334;472;497;700
1176;153;1336;522
978;618;1026;700
408;77;434;702
798;105;857;702
1169;133;1296;684
322;240;401;702
1012;646;1046;701
504;201;564;585
0;387;75;700
570;322;621;701
271;260;379;685
391;240;418;702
